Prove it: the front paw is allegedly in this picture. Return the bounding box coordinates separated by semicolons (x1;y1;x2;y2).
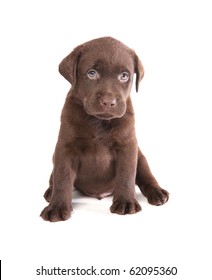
43;186;53;202
147;187;169;206
110;197;141;215
40;203;72;222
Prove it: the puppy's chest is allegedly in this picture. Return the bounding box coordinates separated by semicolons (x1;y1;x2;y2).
76;121;116;152
78;138;114;161
76;138;116;175
73;120;120;176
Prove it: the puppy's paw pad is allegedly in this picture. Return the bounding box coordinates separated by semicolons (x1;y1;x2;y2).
147;188;169;206
40;205;71;222
110;198;141;215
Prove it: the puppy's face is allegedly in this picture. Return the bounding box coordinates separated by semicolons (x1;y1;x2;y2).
77;47;135;120
59;37;144;120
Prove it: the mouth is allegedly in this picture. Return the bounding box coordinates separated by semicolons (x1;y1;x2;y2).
84;103;126;120
94;113;117;120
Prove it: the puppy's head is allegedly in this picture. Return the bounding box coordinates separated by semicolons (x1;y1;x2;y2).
59;37;144;120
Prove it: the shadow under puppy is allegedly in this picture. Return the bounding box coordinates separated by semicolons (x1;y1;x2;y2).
41;37;169;222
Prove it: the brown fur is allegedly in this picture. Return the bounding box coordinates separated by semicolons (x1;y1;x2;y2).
40;37;169;222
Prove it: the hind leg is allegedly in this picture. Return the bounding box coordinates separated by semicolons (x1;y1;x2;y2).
136;148;169;206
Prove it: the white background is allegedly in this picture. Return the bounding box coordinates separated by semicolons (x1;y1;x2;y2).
0;0;211;279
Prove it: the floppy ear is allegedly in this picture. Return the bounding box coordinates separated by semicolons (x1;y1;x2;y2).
134;52;144;92
58;45;83;85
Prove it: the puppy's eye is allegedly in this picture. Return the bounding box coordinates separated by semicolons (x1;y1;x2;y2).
87;69;98;79
119;72;129;82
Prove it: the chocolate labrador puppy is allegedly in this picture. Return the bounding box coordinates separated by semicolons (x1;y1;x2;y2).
40;37;169;222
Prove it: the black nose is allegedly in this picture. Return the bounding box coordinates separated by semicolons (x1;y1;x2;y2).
100;97;117;108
